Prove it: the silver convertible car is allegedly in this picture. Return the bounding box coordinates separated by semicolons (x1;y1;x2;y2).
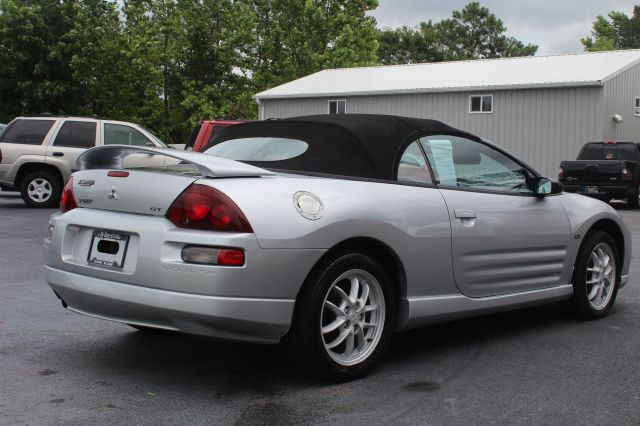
44;114;631;380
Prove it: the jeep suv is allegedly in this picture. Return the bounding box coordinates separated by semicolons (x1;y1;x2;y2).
0;116;167;207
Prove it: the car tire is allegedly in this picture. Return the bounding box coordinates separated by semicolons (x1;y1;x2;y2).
20;171;61;208
286;253;395;381
561;230;620;319
628;188;640;209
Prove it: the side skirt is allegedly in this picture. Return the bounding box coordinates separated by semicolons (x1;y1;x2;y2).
397;284;573;330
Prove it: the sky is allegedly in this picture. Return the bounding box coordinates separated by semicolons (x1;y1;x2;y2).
370;0;638;56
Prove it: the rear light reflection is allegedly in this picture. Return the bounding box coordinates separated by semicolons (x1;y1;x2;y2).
60;176;78;213
181;246;245;267
622;168;632;181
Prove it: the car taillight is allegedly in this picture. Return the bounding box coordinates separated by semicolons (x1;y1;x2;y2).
60;176;77;213
558;167;564;180
166;184;253;232
622;168;632;181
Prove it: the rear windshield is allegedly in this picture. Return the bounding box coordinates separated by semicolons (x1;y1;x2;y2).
0;119;55;145
205;137;308;161
579;143;640;161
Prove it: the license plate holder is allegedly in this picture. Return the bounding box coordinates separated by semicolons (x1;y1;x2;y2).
585;186;599;194
87;230;130;269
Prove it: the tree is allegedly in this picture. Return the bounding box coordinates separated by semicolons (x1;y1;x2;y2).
249;0;379;93
582;6;640;51
0;0;380;138
0;0;82;121
377;2;537;65
378;25;445;65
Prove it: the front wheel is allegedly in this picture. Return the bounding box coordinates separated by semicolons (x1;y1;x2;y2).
287;253;395;381
561;231;619;319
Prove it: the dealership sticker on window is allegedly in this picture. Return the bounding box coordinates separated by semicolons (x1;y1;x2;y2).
427;140;457;186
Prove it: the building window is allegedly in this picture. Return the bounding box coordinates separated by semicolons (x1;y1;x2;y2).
328;99;346;114
469;95;493;113
635;97;640;117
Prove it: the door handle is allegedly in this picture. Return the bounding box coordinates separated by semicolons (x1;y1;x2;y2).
52;152;64;157
454;209;477;219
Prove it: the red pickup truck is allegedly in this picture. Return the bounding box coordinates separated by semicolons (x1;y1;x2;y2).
185;118;247;152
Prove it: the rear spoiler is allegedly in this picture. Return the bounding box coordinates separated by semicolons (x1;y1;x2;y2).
76;145;275;178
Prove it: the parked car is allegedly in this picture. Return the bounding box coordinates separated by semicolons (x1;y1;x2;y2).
44;114;630;380
0;115;168;207
559;141;640;208
184;117;246;152
0;123;7;135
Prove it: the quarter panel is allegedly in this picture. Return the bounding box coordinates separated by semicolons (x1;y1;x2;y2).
205;176;458;297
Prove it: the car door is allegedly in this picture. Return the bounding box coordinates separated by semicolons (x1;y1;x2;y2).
46;120;98;179
419;134;573;298
101;122;167;168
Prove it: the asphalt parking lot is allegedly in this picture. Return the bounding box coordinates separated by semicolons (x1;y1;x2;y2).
1;190;639;425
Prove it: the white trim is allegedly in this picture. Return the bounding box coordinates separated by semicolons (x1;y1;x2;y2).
469;94;493;114
255;81;602;100
328;99;347;114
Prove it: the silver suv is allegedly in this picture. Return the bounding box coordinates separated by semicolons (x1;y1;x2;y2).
0;116;167;207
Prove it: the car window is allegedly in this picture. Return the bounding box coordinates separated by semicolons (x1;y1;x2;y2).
397;141;432;184
204;126;228;151
615;144;640;161
420;135;532;193
0;119;55;145
205;137;308;161
104;123;152;147
53;121;96;148
579;143;603;160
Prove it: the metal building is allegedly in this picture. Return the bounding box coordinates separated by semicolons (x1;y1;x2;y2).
254;50;640;177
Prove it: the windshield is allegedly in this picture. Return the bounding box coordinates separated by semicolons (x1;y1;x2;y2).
138;125;167;148
205;137;308;161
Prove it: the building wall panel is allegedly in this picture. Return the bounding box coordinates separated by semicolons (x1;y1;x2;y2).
603;64;640;141
261;87;603;177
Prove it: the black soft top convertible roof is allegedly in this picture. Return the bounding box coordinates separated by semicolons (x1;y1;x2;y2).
215;114;480;180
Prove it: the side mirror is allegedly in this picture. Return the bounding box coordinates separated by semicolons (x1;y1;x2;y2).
533;177;563;196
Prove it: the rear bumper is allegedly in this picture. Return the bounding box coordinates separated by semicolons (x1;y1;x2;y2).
562;184;634;198
45;265;295;343
44;209;326;343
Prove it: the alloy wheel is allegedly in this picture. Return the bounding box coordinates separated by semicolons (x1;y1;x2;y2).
586;242;616;310
320;269;385;366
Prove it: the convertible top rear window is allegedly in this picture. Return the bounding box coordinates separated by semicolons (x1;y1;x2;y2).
205;137;308;162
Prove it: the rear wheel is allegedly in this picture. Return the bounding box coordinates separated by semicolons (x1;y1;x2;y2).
561;231;619;319
287;253;395;381
20;171;61;208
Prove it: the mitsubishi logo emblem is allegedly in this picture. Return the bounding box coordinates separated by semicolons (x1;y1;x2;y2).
108;186;118;200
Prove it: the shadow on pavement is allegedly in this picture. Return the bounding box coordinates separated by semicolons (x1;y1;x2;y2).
45;302;584;388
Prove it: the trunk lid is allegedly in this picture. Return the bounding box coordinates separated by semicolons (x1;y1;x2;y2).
71;145;274;216
72;169;197;216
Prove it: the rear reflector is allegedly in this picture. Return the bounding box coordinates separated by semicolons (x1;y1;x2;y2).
108;171;130;177
181;245;245;266
218;249;245;266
